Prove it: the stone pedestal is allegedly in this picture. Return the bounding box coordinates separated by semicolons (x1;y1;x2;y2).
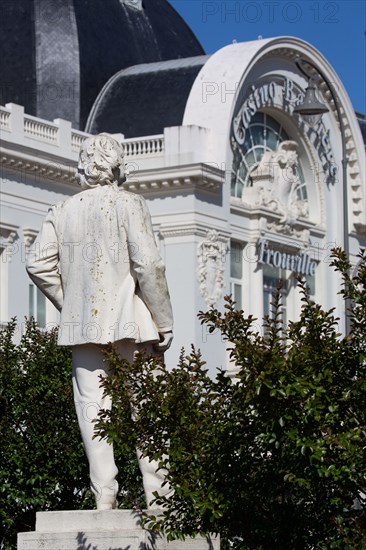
17;510;220;549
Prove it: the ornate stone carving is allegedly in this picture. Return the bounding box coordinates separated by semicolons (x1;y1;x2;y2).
197;230;226;307
0;224;18;248
242;141;309;226
23;228;38;251
266;222;311;243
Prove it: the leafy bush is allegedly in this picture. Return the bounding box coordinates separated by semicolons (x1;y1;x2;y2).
0;317;145;549
0;320;93;549
96;249;366;549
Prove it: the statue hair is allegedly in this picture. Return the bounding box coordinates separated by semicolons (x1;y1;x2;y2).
78;133;125;188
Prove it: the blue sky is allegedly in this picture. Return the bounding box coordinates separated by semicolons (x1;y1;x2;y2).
170;0;366;114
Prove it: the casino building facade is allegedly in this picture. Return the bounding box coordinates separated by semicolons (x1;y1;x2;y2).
1;2;365;375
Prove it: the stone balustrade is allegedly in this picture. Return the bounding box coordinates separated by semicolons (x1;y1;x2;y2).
1;104;165;160
0;107;11;131
123;135;164;157
23;115;59;143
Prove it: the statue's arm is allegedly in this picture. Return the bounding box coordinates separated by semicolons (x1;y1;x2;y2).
26;207;64;311
125;195;173;339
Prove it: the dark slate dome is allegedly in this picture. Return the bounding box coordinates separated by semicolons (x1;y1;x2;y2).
0;0;204;130
86;56;209;137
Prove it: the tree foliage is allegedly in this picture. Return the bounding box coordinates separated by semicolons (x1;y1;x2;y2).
0;318;145;549
96;249;366;549
1;249;365;549
0;320;93;549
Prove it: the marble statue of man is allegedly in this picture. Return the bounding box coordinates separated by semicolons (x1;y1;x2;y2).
26;133;174;510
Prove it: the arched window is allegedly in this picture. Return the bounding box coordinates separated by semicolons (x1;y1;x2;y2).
231;112;307;201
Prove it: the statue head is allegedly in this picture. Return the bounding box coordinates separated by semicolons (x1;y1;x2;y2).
75;133;125;189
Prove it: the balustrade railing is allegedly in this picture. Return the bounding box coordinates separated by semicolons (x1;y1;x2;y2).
0;108;11;131
1;106;165;158
123;135;164;157
24;115;58;143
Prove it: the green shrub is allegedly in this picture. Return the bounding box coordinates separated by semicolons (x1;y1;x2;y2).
96;249;366;549
0;317;145;549
0;320;93;549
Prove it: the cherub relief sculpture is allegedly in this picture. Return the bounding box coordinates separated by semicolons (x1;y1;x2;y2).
242;140;309;226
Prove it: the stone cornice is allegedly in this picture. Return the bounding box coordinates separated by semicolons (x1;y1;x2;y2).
158;221;230;240
0;144;78;187
0;143;224;196
230;199;326;239
123;164;224;195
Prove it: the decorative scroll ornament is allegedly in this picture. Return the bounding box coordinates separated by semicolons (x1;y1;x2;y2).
197;230;225;307
22;228;38;251
242;141;309;228
0;225;18;248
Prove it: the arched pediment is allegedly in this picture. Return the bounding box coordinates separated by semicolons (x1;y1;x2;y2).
183;37;365;236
